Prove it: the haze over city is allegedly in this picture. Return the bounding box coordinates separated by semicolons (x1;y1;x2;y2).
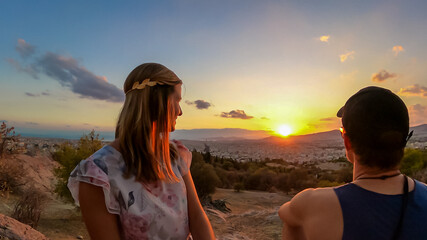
1;0;426;140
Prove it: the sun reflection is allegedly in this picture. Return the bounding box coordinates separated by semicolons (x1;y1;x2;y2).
278;124;293;137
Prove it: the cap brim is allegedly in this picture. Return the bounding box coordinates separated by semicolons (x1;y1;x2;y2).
337;106;344;117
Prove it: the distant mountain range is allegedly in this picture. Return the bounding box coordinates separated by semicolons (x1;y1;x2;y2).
17;124;427;142
171;124;427;142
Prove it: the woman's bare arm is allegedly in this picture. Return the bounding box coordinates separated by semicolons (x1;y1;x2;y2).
79;182;121;240
173;140;215;240
183;172;215;240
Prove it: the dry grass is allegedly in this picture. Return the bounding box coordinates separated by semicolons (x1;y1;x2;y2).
208;188;291;240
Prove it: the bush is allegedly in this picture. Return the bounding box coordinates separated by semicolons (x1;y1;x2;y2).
233;182;244;192
400;148;427;176
190;151;220;200
317;180;341;187
244;167;277;191
53;130;103;203
0;160;24;198
336;166;353;183
11;188;48;228
276;173;291;194
0;122;20;158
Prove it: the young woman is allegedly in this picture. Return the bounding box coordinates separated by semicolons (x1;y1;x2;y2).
68;63;215;240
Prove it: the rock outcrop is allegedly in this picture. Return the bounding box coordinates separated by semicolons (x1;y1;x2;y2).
0;213;48;240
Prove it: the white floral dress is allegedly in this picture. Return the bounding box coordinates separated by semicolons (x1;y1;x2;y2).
68;145;190;240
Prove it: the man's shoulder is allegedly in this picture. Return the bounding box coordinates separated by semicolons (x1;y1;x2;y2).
279;186;344;237
279;186;341;220
293;186;339;205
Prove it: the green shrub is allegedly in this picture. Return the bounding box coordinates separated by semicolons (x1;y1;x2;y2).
400;148;427;176
244;167;276;191
191;151;220;200
53;130;103;203
233;182;244;192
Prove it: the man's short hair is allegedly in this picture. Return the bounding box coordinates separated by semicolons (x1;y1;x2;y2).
337;86;410;169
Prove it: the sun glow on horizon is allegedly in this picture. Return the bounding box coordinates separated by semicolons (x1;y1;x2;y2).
277;124;293;137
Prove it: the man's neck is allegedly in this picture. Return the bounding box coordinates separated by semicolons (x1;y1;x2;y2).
352;160;400;181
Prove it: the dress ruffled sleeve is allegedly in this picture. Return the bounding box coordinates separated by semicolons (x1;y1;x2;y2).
67;157;120;215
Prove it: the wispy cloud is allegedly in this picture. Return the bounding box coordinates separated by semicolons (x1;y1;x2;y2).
340;51;355;62
8;39;124;103
397;84;427;98
308;117;340;130
25;122;39;125
25;91;50;97
320;117;335;121
371;70;397;83
220;110;254;120
185;99;212;109
7;58;39;79
319;35;330;42
25;92;40;97
16;39;36;58
392;45;404;56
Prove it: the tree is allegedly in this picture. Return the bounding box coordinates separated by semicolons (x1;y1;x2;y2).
53;130;103;203
190;151;220;200
0;122;20;158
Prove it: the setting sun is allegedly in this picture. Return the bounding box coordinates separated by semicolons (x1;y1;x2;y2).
278;124;293;137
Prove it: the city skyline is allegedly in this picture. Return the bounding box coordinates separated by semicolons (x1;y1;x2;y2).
1;1;427;139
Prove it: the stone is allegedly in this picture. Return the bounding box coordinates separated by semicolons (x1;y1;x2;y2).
0;214;48;240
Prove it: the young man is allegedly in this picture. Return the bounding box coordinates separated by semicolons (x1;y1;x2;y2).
278;86;427;240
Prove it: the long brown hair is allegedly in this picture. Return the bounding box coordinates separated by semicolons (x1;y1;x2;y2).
116;63;182;182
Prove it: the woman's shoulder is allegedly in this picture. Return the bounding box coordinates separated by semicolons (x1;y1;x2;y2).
88;145;123;165
73;145;124;179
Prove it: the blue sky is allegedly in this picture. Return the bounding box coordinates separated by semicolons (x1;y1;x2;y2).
1;0;426;139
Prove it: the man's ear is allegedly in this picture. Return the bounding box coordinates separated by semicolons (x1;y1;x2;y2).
343;134;352;151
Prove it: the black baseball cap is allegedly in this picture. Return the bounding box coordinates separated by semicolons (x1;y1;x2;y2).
337;86;410;149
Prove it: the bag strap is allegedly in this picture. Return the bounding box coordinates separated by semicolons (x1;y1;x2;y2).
392;175;409;240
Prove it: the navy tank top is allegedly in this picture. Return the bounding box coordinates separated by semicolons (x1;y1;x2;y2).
334;180;427;240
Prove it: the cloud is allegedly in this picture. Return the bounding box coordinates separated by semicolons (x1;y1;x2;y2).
408;104;427;126
186;99;212;109
308;117;341;130
320;117;335;121
6;58;39;79
220;110;254;120
37;52;124;102
16;39;36;58
371;70;397;82
25;91;50;97
25;92;40;97
397;84;427;98
392;45;404;56
9;39;124;103
261;117;270;120
340;51;355;62
25;122;39;125
319;35;330;42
